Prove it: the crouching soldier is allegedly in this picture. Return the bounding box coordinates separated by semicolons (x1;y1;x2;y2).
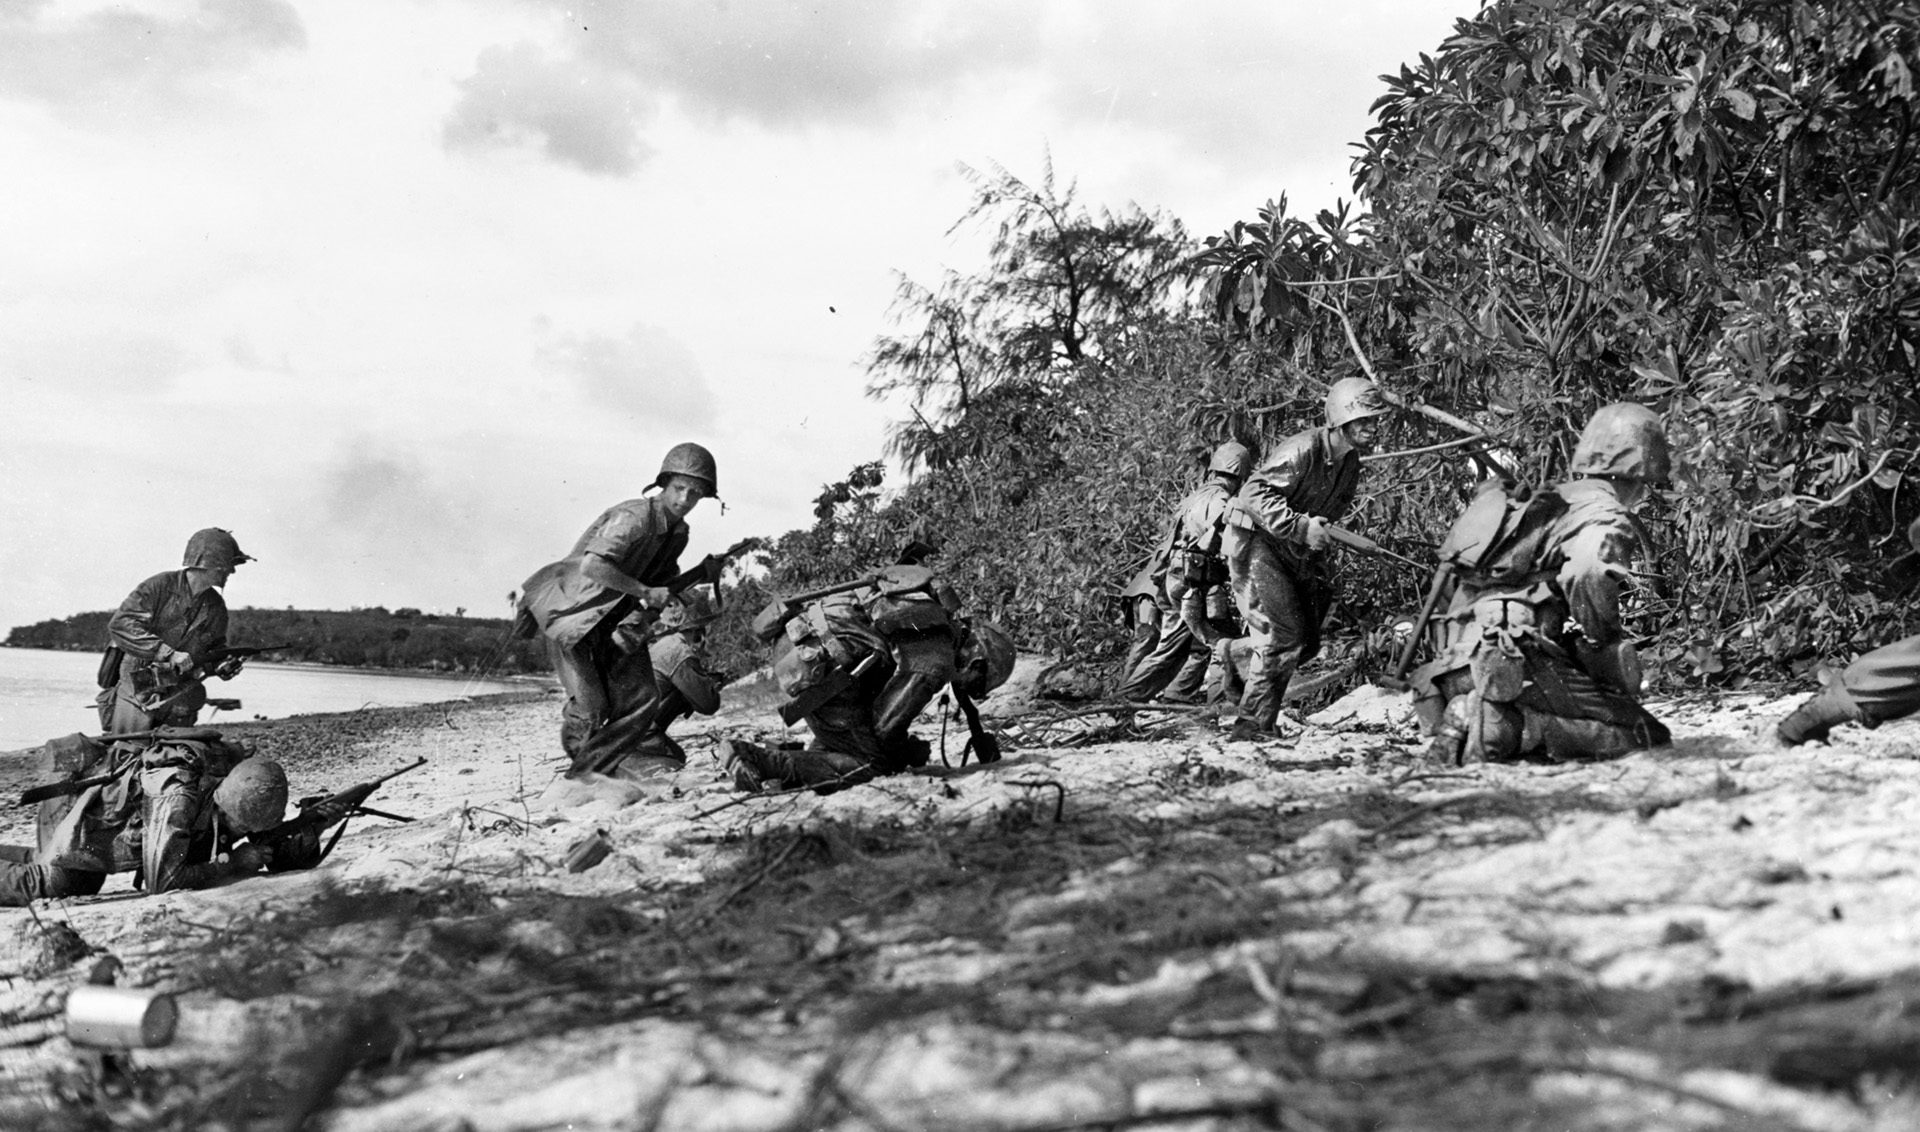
725;565;1016;792
607;594;730;778
516;442;720;777
1774;517;1920;746
0;730;330;906
1412;403;1673;763
1224;378;1390;740
1121;441;1252;703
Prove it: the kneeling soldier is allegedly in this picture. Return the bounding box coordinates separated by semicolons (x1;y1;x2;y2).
1774;517;1920;745
1413;403;1673;763
726;565;1016;792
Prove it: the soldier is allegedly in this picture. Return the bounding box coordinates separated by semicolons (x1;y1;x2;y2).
516;443;719;777
613;593;729;778
725;566;1016;793
1121;442;1253;703
1223;378;1390;740
1412;403;1673;763
1773;517;1920;746
0;732;331;906
95;528;255;734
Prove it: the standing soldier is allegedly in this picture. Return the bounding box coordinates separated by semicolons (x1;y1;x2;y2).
1223;378;1390;740
517;443;719;777
1772;517;1920;746
1121;442;1253;703
96;528;254;734
1412;403;1673;762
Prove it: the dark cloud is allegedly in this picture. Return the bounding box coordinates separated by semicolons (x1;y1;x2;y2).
534;322;717;432
0;330;193;395
0;0;305;114
443;42;657;176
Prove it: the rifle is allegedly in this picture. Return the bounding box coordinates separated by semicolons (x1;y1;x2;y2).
751;564;934;643
1375;563;1455;692
132;643;292;716
240;757;426;866
1322;525;1427;572
662;538;763;611
16;727;225;807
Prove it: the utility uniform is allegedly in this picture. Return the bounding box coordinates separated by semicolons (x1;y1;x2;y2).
1122;462;1244;702
1776;517;1920;744
95;528;254;733
1412;404;1673;762
1224;426;1360;734
98;571;231;732
603;631;726;778
0;733;322;906
728;570;1015;793
519;495;688;775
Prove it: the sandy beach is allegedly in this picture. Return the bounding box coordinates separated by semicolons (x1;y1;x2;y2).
2;666;1919;1130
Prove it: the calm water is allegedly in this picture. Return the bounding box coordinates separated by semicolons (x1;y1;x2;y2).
0;647;532;751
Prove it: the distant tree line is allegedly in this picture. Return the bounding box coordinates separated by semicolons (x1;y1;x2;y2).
4;607;551;675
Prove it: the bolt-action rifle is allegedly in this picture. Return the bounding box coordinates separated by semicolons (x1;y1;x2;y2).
1321;525;1427;572
239;757;426;866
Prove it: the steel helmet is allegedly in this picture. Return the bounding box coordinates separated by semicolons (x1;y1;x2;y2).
212;757;289;834
1207;441;1254;480
183;528;253;570
1569;403;1671;484
966;621;1016;696
654;442;719;498
1325;378;1390;429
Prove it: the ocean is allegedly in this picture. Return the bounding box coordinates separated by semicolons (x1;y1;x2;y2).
0;647;534;752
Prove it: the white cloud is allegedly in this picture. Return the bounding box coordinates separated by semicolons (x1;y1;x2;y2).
533;320;718;431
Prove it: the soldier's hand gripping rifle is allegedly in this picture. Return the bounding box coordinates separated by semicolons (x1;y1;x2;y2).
134;643;292;716
662;538;764;611
239;757;426;867
1321;525;1427;572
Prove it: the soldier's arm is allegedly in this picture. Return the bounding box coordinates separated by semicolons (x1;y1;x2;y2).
107;574;176;661
1557;522;1638;646
1236;443;1314;542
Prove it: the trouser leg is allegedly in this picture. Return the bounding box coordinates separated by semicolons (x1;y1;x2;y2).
547;637;609;762
0;862;106;907
1123;601;1199;702
1836;634;1920;726
1119;597;1165;699
573;644;666;776
1237;541;1313;734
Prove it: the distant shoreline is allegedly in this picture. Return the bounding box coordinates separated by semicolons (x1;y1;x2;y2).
0;643;552;684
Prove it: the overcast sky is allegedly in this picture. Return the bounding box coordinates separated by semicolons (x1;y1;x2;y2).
0;0;1476;633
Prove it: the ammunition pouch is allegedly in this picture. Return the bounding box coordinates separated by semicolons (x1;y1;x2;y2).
96;646;124;690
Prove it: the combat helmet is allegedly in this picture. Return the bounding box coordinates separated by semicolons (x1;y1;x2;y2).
654;442;719;499
183;528;252;570
1207;441;1254;480
1570;403;1671;484
212;757;289;834
1325;378;1390;429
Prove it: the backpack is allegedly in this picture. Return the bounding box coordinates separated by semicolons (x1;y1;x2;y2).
1437;479;1567;585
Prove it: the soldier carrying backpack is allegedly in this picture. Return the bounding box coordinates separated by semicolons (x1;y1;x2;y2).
1411;403;1674;764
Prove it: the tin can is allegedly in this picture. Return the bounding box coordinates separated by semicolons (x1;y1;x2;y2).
65;985;179;1049
564;829;613;874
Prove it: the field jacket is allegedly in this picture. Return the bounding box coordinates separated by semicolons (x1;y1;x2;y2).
1227;426;1360;570
520;496;689;650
